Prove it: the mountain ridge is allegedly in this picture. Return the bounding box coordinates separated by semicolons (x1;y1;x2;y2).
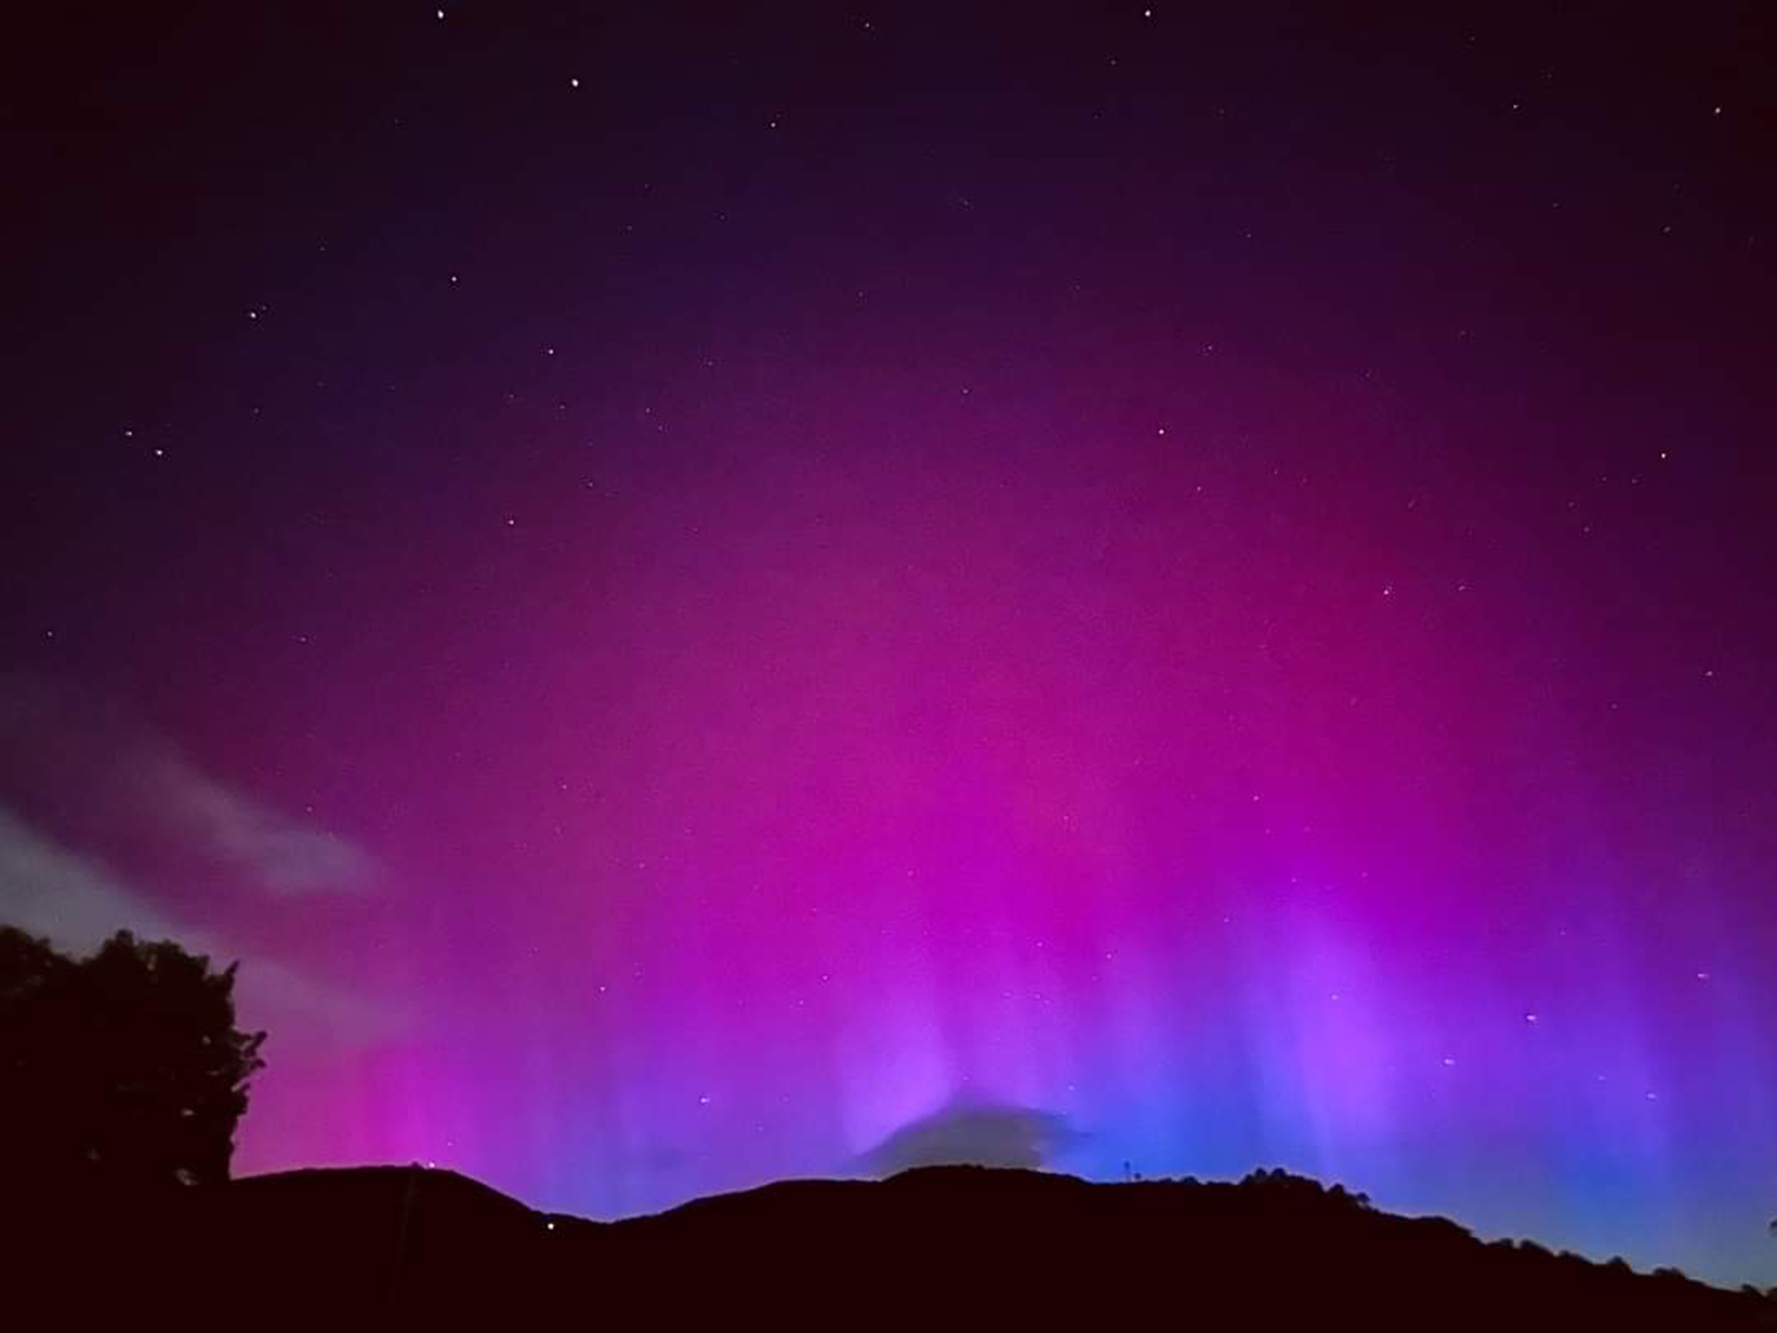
13;1161;1774;1326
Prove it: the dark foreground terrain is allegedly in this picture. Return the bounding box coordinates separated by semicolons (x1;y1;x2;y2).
12;1164;1775;1327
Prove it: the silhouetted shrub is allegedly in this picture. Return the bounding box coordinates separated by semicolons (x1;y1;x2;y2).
0;925;265;1196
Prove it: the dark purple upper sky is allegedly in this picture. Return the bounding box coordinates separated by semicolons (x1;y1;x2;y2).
4;2;1776;1286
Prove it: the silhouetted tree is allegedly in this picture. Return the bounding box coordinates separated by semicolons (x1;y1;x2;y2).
0;925;265;1196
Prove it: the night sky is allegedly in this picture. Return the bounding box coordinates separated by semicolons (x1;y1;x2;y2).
5;2;1777;1287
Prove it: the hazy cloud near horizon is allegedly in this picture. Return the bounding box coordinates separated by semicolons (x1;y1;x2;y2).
856;1102;1083;1177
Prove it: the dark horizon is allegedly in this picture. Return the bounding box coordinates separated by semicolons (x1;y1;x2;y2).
4;1;1776;1289
18;1156;1775;1325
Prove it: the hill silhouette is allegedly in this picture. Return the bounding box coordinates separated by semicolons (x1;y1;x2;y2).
13;1163;1773;1326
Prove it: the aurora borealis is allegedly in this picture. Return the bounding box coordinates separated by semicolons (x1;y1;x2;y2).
4;2;1775;1288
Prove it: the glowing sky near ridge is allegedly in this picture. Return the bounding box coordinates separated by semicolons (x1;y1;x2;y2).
4;3;1775;1289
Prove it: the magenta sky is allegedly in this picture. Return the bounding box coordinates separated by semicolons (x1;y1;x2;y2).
5;3;1775;1289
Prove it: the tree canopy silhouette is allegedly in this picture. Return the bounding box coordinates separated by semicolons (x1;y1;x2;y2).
0;925;265;1195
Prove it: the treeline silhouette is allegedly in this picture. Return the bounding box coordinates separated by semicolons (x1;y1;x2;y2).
4;921;1774;1328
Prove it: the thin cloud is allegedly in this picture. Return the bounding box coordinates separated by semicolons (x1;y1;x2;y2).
0;803;181;945
0;673;376;898
856;1100;1082;1176
0;805;397;1047
142;746;376;896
